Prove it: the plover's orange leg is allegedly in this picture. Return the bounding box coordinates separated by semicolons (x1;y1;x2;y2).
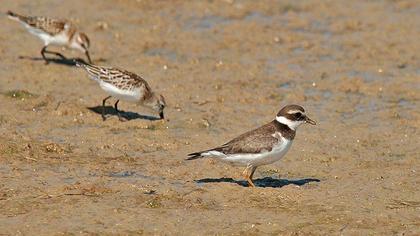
243;165;257;187
249;166;257;181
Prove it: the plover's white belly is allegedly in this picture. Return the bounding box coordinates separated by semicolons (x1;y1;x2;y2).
99;81;141;102
208;138;293;167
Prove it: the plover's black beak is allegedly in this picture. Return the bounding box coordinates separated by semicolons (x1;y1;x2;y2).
305;116;316;125
159;111;164;119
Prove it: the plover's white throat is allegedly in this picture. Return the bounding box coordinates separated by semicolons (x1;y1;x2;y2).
187;104;316;187
7;11;92;64
75;61;166;121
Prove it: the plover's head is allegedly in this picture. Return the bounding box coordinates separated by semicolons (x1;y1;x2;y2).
275;105;316;130
145;93;166;119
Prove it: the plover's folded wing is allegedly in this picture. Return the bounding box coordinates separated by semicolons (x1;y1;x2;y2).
220;129;279;154
187;122;280;160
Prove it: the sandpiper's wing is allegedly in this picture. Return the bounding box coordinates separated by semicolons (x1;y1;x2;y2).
187;121;282;160
7;11;67;35
76;62;151;91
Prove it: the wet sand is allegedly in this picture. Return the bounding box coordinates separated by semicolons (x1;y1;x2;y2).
0;0;419;235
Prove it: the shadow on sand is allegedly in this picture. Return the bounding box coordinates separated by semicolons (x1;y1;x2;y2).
18;55;88;66
87;106;160;121
196;177;320;188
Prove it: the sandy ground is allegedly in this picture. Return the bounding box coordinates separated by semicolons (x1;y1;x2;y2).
0;0;419;235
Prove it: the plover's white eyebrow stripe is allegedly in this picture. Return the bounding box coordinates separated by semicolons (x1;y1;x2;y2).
287;110;304;114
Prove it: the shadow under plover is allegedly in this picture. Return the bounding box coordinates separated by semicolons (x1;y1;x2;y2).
7;11;92;64
187;105;316;187
75;61;166;121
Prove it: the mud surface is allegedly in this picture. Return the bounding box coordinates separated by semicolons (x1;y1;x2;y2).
0;0;419;235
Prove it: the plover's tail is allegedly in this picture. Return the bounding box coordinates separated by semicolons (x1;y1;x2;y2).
187;148;218;160
187;144;228;160
186;151;205;160
6;11;27;22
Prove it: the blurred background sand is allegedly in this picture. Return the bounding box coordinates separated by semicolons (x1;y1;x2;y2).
0;0;419;235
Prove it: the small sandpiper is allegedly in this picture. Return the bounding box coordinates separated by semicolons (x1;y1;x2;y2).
75;61;166;121
7;11;92;64
187;105;316;187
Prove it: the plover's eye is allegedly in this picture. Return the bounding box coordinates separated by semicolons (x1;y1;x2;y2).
295;112;302;118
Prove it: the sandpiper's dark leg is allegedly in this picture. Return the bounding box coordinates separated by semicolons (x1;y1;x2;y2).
41;46;49;64
48;51;66;59
44;50;66;59
114;100;120;113
102;96;112;121
85;50;92;64
41;46;66;63
114;100;126;122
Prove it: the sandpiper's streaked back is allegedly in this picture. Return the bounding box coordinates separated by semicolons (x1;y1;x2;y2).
187;105;316;187
7;11;92;64
75;61;166;121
